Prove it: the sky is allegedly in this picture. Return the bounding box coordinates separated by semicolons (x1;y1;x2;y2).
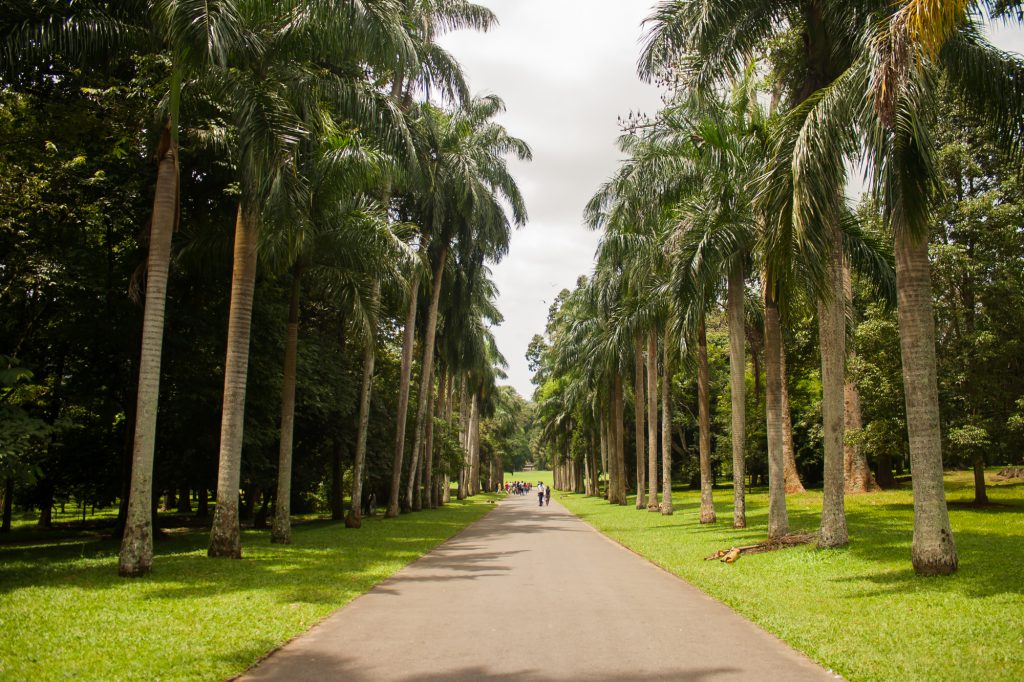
439;3;1024;400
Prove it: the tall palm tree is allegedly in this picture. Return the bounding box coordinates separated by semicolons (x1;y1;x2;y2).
2;0;244;577
394;95;529;513
207;0;416;557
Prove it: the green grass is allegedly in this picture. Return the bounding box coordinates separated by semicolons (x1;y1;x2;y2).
0;496;497;682
506;470;553;487
555;471;1024;682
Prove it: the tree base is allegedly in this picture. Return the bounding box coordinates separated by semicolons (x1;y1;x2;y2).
647;503;660;512
344;512;362;529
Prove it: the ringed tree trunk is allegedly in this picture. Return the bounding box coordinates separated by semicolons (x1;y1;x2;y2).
843;262;877;493
405;248;448;511
468;392;481;495
119;122;179;577
599;415;609;499
697;319;716;524
727;265;746;528
646;331;659;511
660;333;673;515
588;432;600;497
457;376;470;500
780;343;806;494
764;288;789;540
425;370;441;509
209;204;259;559
272;265;302;543
895;230;957;575
817;225;849;548
346;288;380;528
611;374;628;505
386;268;422;517
634;338;647;509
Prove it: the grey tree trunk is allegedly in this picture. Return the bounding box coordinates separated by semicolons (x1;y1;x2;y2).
119;124;178;577
895;231;958;575
209;204;259;559
346;286;380;528
698;319;716;524
425;371;440;508
727;265;746;528
406;250;448;511
468;392;481;495
764;291;789;540
634;339;646;509
598;411;606;497
646;331;659;511
457;376;469;500
272;267;302;543
780;342;806;494
817;226;849;548
611;374;628;505
386;268;421;518
843;262;877;493
660;333;673;515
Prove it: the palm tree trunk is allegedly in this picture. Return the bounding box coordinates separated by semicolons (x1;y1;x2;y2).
895;231;958;575
612;374;628;505
646;331;659;511
346;286;380;529
697;319;716;524
780;342;805;494
426;370;443;509
764;289;789;540
386;268;422;518
457;376;469;500
843;262;877;493
633;338;646;509
271;266;302;543
405;249;448;512
599;416;609;499
468;392;481;495
119;123;178;577
727;264;746;528
209;204;258;559
589;432;599;497
818;227;848;548
661;333;673;515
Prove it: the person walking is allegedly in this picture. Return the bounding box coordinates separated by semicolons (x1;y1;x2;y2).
537;482;545;507
545;485;551;506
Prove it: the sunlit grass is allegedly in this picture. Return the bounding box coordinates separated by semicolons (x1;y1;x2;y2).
556;471;1024;682
0;496;497;681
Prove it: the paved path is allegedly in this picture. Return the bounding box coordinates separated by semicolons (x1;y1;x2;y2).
241;495;836;681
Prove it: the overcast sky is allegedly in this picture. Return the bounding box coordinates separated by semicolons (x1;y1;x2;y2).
439;3;1024;400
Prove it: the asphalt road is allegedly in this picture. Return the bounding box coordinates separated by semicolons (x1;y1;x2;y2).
240;493;837;681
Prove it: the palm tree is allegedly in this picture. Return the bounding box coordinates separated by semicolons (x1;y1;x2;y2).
2;0;246;577
383;0;496;517
394;95;529;513
207;0;416;557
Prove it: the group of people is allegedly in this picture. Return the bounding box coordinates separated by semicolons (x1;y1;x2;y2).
503;480;532;496
501;480;551;506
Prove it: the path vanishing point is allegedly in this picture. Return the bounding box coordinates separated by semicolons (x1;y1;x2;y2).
241;495;837;681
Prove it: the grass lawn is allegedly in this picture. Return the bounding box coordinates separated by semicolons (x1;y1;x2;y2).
0;495;497;681
505;470;553;487
555;471;1024;682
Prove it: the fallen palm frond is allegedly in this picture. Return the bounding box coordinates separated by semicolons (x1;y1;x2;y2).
704;532;818;563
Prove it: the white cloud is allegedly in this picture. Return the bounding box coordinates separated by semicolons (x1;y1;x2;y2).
439;0;663;398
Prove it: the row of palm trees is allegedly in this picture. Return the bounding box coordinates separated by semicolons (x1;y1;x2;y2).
542;0;1023;576
5;0;526;577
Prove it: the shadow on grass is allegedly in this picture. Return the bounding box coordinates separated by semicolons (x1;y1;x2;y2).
0;499;497;604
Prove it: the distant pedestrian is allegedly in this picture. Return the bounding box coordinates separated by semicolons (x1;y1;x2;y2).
545;485;551;506
537;482;544;507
